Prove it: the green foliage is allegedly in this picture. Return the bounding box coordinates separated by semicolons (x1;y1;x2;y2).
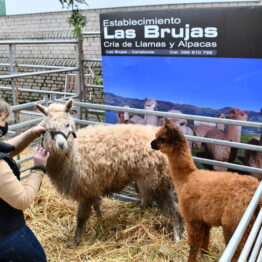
92;77;103;86
241;133;259;143
59;0;87;38
59;0;86;7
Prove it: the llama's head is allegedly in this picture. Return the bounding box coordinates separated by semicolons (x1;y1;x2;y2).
217;113;225;119
36;99;76;152
166;110;188;135
117;105;130;123
144;98;158;111
151;119;187;154
226;108;248;121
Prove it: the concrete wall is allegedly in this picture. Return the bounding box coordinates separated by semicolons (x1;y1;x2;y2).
0;1;261;104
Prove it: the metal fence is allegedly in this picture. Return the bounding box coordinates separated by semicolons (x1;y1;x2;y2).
0;33;261;261
2;86;262;262
0;38;81;122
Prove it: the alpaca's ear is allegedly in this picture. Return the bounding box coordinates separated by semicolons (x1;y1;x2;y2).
64;99;73;113
164;118;172;126
166;127;181;143
36;104;48;116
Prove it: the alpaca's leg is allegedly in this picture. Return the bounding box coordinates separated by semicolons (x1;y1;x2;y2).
222;226;240;262
136;179;154;208
186;221;208;262
222;226;233;245
71;200;93;248
229;220;254;262
222;214;254;262
171;203;184;242
92;197;102;218
200;224;211;256
154;188;184;241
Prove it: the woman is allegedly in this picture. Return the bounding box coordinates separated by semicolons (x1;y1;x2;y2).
0;99;49;262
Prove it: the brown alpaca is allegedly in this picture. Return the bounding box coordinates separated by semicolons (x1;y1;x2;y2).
159;109;195;148
151;121;261;262
243;109;262;181
198;108;248;171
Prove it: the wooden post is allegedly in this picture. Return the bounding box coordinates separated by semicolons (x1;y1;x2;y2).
76;37;84;121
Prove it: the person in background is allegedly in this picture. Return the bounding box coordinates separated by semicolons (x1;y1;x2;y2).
0;98;49;262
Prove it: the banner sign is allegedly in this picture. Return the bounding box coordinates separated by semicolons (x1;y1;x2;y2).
100;7;262;132
100;7;262;58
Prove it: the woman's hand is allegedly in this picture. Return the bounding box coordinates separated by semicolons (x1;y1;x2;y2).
31;125;46;137
33;147;50;166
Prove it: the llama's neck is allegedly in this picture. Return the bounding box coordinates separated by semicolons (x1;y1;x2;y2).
225;125;242;142
46;149;76;194
166;145;197;187
216;122;224;131
47;148;74;171
144;115;158;126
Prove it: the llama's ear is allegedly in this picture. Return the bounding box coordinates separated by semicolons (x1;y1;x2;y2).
166;127;181;143
164;118;172;126
64;99;73;113
36;104;48;116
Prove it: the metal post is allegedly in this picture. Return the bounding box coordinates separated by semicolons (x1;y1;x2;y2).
219;182;262;262
43;94;49;107
8;44;19;123
238;207;262;261
249;226;262;262
51;94;57;102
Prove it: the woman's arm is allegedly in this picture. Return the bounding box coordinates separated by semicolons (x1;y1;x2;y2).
6;126;45;157
0;160;44;211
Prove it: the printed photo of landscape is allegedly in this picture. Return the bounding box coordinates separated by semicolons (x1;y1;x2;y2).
103;55;262;133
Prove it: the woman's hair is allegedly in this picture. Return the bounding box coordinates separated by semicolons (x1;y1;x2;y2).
0;99;11;118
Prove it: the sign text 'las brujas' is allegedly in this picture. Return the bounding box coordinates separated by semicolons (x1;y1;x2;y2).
100;7;262;58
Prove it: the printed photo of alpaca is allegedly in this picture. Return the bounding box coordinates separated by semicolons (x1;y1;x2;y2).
116;98;160;126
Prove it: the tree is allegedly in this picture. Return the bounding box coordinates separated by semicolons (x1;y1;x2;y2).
59;0;87;38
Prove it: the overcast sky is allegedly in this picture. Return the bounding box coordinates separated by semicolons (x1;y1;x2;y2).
4;0;248;15
5;0;161;15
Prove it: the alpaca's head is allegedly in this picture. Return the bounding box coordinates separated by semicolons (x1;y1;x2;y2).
217;113;225;119
151;119;187;154
36;99;76;152
144;98;158;111
166;110;188;134
226;108;248;121
117;106;130;123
